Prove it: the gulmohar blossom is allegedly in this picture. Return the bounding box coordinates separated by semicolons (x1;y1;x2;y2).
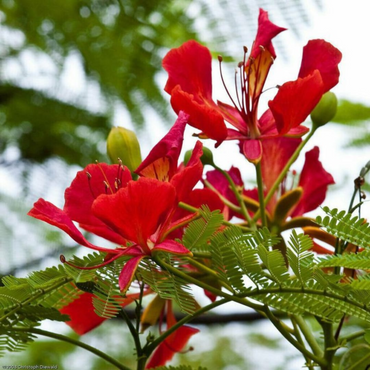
163;9;342;163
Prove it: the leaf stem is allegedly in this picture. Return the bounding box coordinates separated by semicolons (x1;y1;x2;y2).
255;162;267;227
11;327;130;370
292;315;323;357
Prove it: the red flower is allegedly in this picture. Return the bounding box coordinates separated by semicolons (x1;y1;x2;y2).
146;301;199;369
162;9;342;163
28;165;193;293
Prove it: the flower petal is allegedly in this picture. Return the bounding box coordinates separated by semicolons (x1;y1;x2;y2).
163;40;213;101
92;178;177;248
163;40;227;146
60;292;106;335
251;9;287;60
260;137;301;193
64;163;131;245
135;112;188;180
269;70;324;134
119;255;145;292
28;199;119;253
291;146;334;217
146;301;199;369
242;139;262;164
170;86;227;146
154;240;192;255
170;141;203;201
298;39;342;92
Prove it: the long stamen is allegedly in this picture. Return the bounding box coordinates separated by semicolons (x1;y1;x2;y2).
86;171;97;199
95;161;114;195
218;55;241;112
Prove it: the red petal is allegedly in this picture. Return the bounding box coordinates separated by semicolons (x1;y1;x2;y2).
60;290;144;335
64;163;131;245
242;139;262;164
170;86;227;146
119;255;145;292
291;147;335;217
146;302;199;369
269;70;324;134
154;240;191;255
251;9;286;60
260;137;301;193
298;39;342;92
60;293;106;335
163;40;213;102
135;112;188;180
170;141;203;201
206;167;243;220
28;199;119;254
92;178;177;248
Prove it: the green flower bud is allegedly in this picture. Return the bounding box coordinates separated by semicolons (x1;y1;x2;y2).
107;126;142;171
184;146;215;167
310;91;338;128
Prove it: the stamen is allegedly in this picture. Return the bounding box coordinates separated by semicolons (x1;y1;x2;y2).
103;180;110;194
86;171;97;199
218;55;241;114
95;161;114;195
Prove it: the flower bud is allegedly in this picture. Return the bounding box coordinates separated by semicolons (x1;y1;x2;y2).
107;126;142;171
310;91;338;128
184;146;215;167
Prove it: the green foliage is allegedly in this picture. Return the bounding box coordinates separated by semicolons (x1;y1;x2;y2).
287;230;314;284
0;266;79;357
182;206;224;252
211;226;247;293
93;256;129;319
138;257;198;314
334;100;370;126
316;207;370;250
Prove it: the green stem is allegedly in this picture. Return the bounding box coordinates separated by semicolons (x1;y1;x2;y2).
264;307;326;366
119;308;144;366
253;128;316;222
317;318;337;370
341;330;365;343
255;162;267;227
153;255;263;312
291;316;314;369
12;327;130;370
292;315;323;358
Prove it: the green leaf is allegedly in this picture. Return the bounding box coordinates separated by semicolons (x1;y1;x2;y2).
92;257;129;319
287;230;314;284
182;205;224;252
210;226;247;293
257;244;289;285
138;258;197;314
316;207;370;250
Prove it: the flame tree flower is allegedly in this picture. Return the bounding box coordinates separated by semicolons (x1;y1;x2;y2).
162;8;342;163
28;167;195;293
